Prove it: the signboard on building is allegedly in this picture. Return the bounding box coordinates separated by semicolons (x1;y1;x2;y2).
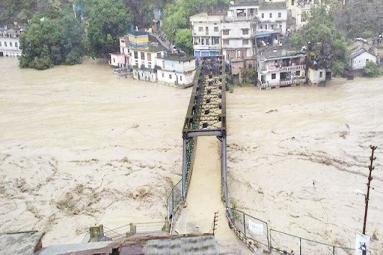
355;233;370;255
247;218;264;235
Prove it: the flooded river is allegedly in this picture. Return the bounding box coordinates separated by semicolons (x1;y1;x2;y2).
0;57;382;253
0;58;190;245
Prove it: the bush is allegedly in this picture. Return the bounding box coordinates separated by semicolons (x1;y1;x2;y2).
331;61;346;77
363;62;382;77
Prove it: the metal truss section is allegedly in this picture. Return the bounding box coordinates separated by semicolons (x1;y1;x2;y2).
183;56;226;139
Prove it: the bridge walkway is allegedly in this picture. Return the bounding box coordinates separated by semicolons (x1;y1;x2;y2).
174;137;250;253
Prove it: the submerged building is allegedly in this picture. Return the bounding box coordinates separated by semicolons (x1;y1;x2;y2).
0;28;22;57
257;47;306;89
110;31;197;88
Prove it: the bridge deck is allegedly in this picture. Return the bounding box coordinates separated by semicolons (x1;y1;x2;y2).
174;137;247;253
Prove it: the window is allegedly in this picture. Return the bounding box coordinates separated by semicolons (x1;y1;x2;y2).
269;13;272;18
213;37;220;45
223;39;229;45
265;24;268;29
261;13;264;19
162;73;164;78
134;51;138;59
0;41;2;46
242;28;249;35
260;25;263;29
141;52;145;60
180;75;183;81
223;29;230;35
205;27;209;33
147;53;152;61
169;74;172;79
10;42;12;47
4;42;7;47
320;72;323;78
295;71;301;76
271;25;274;29
243;39;249;45
271;73;276;79
278;12;281;18
199;27;203;32
214;26;219;32
291;0;295;5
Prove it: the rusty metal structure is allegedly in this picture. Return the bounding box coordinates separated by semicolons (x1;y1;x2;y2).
181;56;227;202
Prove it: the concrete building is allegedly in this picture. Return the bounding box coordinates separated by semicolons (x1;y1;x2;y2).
258;1;288;36
257;47;306;89
110;31;196;88
350;48;378;70
308;67;326;84
190;12;225;58
156;54;197;87
0;28;22;57
286;0;322;29
223;1;259;82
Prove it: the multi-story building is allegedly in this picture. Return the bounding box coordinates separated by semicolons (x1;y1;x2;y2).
223;1;259;82
110;31;197;87
257;47;306;89
0;28;22;57
190;12;225;58
156;54;197;87
257;1;288;35
285;0;322;29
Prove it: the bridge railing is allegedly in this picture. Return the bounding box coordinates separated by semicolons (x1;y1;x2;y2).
226;207;372;255
166;180;183;224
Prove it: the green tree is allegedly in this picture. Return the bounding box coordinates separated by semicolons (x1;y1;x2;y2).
175;29;193;55
83;0;132;58
363;62;382;77
288;6;349;76
19;10;85;70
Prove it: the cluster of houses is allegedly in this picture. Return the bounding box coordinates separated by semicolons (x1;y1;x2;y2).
0;27;22;57
110;0;382;89
110;31;197;88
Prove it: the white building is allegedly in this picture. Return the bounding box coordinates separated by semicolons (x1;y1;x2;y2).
190;12;225;58
258;1;288;36
156;54;197;87
308;67;326;84
0;29;22;57
110;31;196;87
350;48;378;70
257;47;306;89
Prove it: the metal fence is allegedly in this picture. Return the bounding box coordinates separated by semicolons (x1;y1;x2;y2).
166;180;183;223
104;221;166;240
226;207;372;255
227;208;270;252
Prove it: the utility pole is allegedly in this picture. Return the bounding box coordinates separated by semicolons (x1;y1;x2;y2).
362;145;377;235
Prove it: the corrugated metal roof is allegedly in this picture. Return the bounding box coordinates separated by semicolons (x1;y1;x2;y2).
37;241;114;255
143;235;219;255
0;231;44;255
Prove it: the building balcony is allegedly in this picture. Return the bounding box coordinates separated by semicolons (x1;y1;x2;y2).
193;45;221;51
223;15;257;22
192;31;221;37
265;64;305;72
